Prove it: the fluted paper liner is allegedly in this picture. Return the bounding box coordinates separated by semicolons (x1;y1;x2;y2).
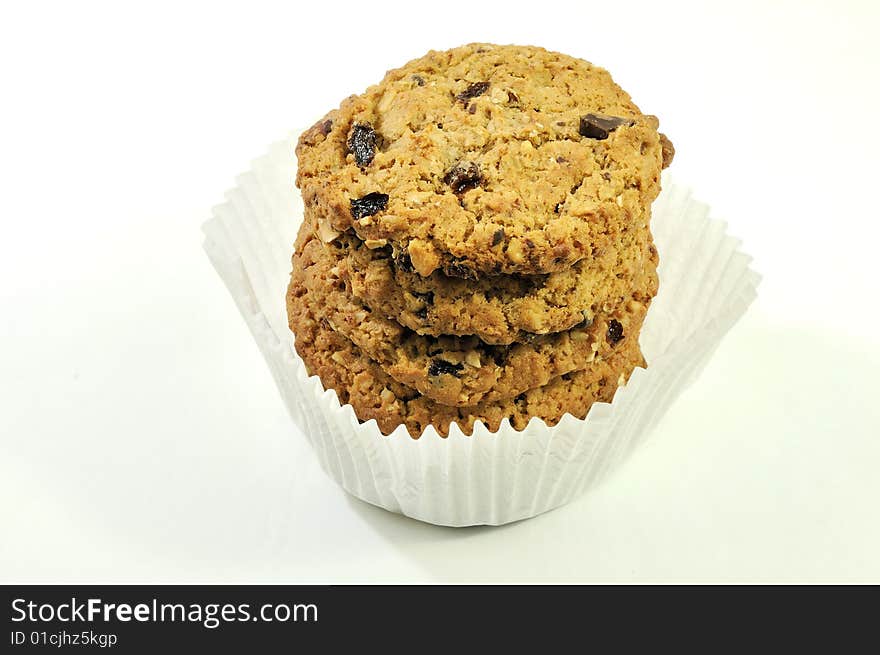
202;135;760;526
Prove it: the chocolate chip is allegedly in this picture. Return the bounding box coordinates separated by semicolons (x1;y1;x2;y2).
443;161;482;194
491;228;505;246
319;119;333;136
444;260;477;280
347;123;380;167
456;81;490;103
468;103;477;115
394;251;414;273
555;156;567;164
350;192;388;219
428;359;464;377
606;319;624;344
579;113;633;140
507;91;520;105
436;123;443;130
412;74;425;86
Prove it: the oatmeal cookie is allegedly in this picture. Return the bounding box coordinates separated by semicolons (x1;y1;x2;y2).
296;43;672;278
289;286;644;437
322;218;658;345
288;225;648;406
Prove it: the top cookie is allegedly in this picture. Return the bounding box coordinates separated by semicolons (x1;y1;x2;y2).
296;43;672;278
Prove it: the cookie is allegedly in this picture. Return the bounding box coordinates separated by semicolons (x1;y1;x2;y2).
328;218;658;345
288;225;649;407
289;285;644;437
296;43;672;278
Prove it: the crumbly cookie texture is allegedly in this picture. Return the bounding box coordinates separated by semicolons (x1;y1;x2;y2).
289;225;648;407
329;217;658;345
296;43;672;278
289;286;644;437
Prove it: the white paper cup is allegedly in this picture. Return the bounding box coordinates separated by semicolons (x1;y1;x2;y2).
202;134;760;527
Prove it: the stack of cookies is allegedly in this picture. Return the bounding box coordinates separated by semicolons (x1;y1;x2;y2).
287;44;673;437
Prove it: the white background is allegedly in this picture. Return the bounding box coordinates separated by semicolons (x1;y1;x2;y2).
2;0;879;582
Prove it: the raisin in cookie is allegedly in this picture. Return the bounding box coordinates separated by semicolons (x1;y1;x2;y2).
288;225;648;407
290;287;644;437
296;43;673;278
326;219;658;345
